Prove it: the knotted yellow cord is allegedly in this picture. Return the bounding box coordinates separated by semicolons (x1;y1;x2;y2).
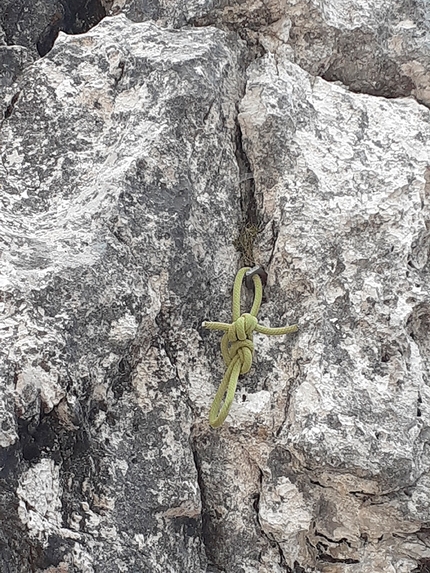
203;267;298;428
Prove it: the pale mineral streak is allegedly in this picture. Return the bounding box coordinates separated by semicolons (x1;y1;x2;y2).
1;1;430;572
17;458;63;540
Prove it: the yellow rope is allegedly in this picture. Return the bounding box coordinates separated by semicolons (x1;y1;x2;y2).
203;267;298;428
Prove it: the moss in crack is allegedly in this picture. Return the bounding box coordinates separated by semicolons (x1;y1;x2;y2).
233;223;259;267
234;119;261;266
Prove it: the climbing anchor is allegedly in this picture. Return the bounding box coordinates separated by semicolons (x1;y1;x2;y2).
203;266;298;428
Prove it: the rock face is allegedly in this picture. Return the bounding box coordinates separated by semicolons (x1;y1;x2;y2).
1;1;430;573
119;0;430;104
0;45;34;104
0;0;107;56
240;54;430;570
0;15;243;573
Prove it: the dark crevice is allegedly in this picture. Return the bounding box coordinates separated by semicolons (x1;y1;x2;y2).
235;121;257;226
317;553;360;565
36;0;106;57
267;220;279;267
233;113;261;267
252;467;291;571
314;530;352;547
312;526;359;565
155;307;178;367
286;562;307;573
309;478;333;489
413;558;430;573
109;355;133;400
191;440;225;573
252;474;270;546
113;60;125;86
3;91;20;120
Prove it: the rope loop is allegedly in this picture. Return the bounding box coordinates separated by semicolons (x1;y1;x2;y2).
203;267;298;428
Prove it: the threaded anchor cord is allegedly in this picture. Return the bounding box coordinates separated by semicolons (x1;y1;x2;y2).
203;267;298;428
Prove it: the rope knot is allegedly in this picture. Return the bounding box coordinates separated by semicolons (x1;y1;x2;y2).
225;313;257;373
228;313;258;342
203;267;298;428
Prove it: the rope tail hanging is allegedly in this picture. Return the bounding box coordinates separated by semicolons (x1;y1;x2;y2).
203;266;298;428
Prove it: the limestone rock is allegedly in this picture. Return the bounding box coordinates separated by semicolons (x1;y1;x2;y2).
0;45;34;105
2;1;430;573
0;14;244;572
0;0;106;56
118;0;430;106
261;0;430;107
239;53;430;571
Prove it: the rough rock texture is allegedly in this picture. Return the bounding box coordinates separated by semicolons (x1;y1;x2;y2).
0;45;34;103
118;0;430;106
0;0;107;57
0;0;108;113
0;14;243;573
239;54;430;571
261;0;430;106
2;1;430;573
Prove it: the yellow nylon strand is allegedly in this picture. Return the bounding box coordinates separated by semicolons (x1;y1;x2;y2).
203;267;298;428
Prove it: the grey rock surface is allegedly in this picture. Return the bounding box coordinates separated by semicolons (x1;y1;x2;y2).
0;0;106;56
0;14;244;573
239;54;430;571
262;0;430;106
1;1;430;573
118;0;430;106
0;45;34;103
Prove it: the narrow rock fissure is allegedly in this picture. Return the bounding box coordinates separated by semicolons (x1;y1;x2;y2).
3;91;20;121
233;112;261;267
189;58;289;571
252;467;291;571
191;442;226;573
189;85;274;573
